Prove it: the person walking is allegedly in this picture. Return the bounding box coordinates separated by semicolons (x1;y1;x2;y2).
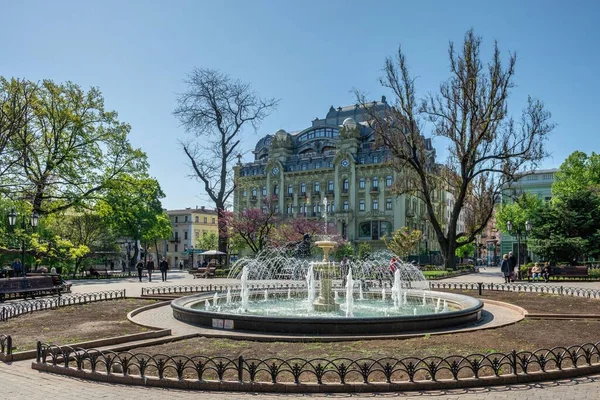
136;260;144;282
340;256;349;286
159;258;169;282
501;254;511;284
508;251;517;282
11;258;23;277
146;257;155;282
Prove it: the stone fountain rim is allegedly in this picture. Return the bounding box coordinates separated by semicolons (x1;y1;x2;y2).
171;289;483;324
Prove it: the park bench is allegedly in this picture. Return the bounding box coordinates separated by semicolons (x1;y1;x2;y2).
192;266;216;279
526;265;589;281
0;276;65;302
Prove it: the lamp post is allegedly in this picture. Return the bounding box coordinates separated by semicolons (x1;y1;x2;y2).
190;246;194;270
423;231;430;265
8;209;39;274
506;219;532;280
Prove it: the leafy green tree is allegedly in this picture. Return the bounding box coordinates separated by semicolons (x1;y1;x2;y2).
3;78;147;215
383;227;422;260
455;237;475;262
142;212;172;263
528;190;600;264
99;175;166;269
196;231;218;251
552;151;600;197
495;193;543;234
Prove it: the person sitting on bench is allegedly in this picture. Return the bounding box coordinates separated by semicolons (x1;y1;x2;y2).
531;262;542;281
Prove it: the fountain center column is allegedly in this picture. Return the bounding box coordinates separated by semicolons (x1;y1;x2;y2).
313;240;340;312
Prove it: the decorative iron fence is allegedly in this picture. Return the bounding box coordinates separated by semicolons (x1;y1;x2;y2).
0;289;126;322
34;341;600;388
429;282;600;299
142;283;305;296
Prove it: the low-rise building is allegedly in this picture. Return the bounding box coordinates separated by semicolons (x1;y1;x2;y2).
156;206;219;268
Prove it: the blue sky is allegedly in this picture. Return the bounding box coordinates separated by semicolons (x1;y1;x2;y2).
2;0;598;209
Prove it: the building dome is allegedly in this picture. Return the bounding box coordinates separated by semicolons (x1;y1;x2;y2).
342;117;357;129
275;129;287;138
254;135;273;152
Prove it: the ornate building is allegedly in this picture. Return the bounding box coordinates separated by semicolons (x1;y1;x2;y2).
233;99;445;252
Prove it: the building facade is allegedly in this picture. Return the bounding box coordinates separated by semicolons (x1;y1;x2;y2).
500;169;557;261
233;100;445;252
155;206;219;268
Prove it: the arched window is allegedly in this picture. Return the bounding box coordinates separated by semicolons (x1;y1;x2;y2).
300;182;306;194
343;179;349;191
273;184;279;195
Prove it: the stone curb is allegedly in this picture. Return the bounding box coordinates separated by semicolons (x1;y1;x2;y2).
127;300;173;331
31;361;600;393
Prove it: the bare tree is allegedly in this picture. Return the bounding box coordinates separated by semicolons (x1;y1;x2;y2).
358;30;554;269
174;68;279;253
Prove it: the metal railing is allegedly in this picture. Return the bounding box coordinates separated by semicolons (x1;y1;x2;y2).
0;289;127;322
34;341;600;386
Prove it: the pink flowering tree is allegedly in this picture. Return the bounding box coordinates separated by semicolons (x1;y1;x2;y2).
222;197;278;254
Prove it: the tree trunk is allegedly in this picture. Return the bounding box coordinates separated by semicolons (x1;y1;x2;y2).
217;206;228;254
154;239;160;264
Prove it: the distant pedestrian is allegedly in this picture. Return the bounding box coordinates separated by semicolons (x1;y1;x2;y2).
508;251;517;282
501;254;511;284
340;256;349;286
11;259;22;277
136;261;144;282
146;257;155;282
159;258;169;282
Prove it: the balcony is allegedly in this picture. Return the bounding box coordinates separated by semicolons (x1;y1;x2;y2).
250;196;257;201
313;191;321;197
286;193;293;198
341;189;349;196
327;190;334;195
370;186;379;193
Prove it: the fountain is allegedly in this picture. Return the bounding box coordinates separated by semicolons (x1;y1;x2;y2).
171;200;484;336
312;197;340;312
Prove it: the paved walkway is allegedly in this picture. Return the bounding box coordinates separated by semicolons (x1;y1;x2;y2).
3;269;600;398
3;360;600;399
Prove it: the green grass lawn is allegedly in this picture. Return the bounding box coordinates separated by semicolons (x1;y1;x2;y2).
422;270;449;278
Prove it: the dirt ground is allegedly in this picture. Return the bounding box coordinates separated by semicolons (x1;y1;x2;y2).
434;289;600;314
1;298;156;351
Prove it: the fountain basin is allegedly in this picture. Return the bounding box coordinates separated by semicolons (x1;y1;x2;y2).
171;290;483;335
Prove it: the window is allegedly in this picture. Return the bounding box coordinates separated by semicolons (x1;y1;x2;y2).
184;231;188;240
212;218;215;224
343;201;349;210
195;216;199;222
262;186;267;196
359;157;365;164
300;182;306;194
359;200;365;211
195;231;199;239
301;164;307;171
204;217;207;223
373;199;379;210
372;177;379;188
252;188;257;196
174;244;178;252
314;182;320;193
359;178;365;189
174;232;179;240
359;221;392;240
274;205;279;213
166;244;169;252
343;179;349;191
185;216;188;222
386;198;393;210
273;184;279;195
386;175;393;187
329;162;334;168
328;180;334;192
287;184;293;194
372;155;379;163
315;162;320;169
175;216;178;223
